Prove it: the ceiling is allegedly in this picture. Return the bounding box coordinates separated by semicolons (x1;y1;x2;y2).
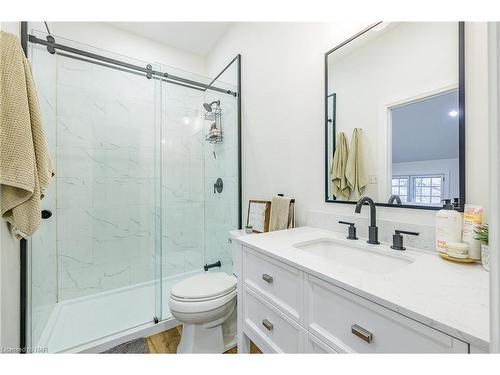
392;90;459;164
108;22;232;55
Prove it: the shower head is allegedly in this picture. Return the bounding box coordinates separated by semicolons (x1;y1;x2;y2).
203;100;220;112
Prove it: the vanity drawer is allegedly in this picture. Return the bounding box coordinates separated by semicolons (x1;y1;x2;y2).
242;246;303;321
242;285;305;353
305;333;339;353
306;275;469;353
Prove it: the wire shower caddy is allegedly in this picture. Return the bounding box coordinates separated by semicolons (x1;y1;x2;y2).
205;102;223;144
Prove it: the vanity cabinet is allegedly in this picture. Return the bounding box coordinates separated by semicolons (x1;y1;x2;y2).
238;246;469;354
243;248;303;322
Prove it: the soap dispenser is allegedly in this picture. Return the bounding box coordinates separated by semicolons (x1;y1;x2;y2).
435;199;462;254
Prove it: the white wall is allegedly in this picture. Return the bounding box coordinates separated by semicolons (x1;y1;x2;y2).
206;22;490;228
466;23;490;220
0;21;21;351
33;22;206;77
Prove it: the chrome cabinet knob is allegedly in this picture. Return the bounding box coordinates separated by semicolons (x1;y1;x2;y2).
262;274;273;284
262;319;274;331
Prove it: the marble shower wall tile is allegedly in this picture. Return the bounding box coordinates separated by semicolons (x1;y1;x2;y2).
161;84;205;276
203;89;239;271
55;56;159;301
160;82;240;275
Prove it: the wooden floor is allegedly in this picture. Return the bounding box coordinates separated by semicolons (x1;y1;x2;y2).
147;325;262;354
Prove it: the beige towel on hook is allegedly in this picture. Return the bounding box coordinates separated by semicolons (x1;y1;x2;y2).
330;131;350;200
345;128;367;199
269;196;293;231
0;31;54;239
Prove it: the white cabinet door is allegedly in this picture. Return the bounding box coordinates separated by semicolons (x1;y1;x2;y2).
306;275;469;353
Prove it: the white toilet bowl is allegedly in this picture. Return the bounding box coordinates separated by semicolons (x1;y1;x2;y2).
169;272;237;353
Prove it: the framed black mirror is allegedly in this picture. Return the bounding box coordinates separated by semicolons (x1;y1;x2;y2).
325;22;465;211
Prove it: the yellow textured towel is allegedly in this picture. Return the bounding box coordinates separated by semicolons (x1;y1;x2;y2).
0;31;54;239
330;131;350;200
345;128;367;199
269;196;293;231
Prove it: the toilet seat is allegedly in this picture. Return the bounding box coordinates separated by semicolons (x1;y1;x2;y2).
171;272;237;301
169;272;237;315
169;289;237;315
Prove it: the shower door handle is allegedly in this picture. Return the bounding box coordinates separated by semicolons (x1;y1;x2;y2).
41;210;52;219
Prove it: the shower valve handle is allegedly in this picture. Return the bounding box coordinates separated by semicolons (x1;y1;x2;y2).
213;178;223;194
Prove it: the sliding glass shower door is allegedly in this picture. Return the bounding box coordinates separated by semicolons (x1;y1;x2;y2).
160;76;205;321
29;30;162;352
159;65;240;321
27;28;240;353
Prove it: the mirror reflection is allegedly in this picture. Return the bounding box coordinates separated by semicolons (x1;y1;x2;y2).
326;22;462;209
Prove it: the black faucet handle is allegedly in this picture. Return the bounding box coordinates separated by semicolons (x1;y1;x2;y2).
395;230;420;236
339;220;355;226
338;221;358;240
391;229;419;250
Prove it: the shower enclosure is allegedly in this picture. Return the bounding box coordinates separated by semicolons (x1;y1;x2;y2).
23;26;241;353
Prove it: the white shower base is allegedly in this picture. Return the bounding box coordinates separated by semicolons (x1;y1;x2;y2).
35;271;201;353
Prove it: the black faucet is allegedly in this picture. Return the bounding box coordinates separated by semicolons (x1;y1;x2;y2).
387;194;402;205
354;197;380;245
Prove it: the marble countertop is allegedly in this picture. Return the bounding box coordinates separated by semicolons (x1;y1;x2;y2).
235;226;489;351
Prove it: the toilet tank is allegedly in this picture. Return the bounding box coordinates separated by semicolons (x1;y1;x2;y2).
229;230;248;277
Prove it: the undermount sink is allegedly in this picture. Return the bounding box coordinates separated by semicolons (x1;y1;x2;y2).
292;238;413;274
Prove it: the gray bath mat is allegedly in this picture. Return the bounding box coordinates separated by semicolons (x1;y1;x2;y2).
102;338;149;354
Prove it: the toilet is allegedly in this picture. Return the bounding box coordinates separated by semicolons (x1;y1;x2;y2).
169;230;246;353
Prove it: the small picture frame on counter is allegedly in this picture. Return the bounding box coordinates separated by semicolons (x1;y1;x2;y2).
247;200;271;233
